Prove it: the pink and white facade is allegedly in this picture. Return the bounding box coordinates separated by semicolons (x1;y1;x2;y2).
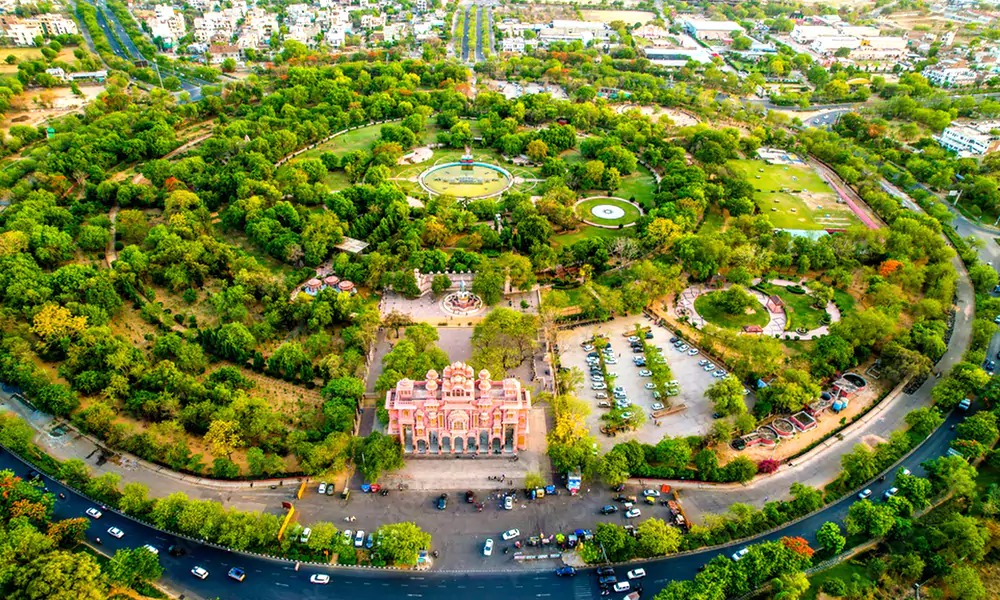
385;362;531;455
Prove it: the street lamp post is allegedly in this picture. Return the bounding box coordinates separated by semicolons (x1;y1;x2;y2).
914;583;920;600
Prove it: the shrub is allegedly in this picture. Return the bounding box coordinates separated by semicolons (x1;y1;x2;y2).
822;577;847;596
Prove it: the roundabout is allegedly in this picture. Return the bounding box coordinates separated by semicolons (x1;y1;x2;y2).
575;196;643;228
418;159;513;199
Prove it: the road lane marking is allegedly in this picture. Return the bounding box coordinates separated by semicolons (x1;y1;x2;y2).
275;583;289;587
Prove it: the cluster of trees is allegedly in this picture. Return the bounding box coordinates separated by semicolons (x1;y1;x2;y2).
0;466;165;600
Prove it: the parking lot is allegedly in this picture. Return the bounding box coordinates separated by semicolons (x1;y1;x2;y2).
558;314;724;449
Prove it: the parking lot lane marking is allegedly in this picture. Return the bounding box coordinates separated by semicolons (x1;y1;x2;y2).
537;594;552;598
275;583;289;587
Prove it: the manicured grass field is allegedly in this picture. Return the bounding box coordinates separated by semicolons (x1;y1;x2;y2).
694;291;770;329
757;283;828;331
576;197;641;227
728;159;857;231
614;165;657;207
552;226;627;248
803;559;872;600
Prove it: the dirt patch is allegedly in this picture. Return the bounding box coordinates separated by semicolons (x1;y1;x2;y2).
2;84;104;132
616;104;700;127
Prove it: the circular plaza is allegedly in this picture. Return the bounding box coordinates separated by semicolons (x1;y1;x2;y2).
419;161;514;199
575;196;643;228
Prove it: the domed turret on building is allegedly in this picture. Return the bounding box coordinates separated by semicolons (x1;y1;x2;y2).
384;361;531;455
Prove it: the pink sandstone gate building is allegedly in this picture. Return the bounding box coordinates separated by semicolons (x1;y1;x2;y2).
384;362;531;455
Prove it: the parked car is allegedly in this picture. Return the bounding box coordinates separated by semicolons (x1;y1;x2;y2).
343;529;352;543
354;530;365;548
365;533;374;549
595;392;608;399
466;490;475;503
85;507;102;519
644;383;656;390
555;566;577;576
591;383;607;390
502;528;520;541
731;548;749;561
625;509;641;518
326;483;335;496
107;527;124;539
627;568;646;579
142;544;159;555
704;363;716;371
228;567;246;582
651;402;664;411
638;369;652;377
858;489;873;500
601;505;619;514
642;489;660;497
300;527;312;543
621;412;634;420
613;582;631;593
698;359;709;366
883;487;899;500
597;567;615;576
504;495;513;510
483;538;494;556
687;349;699;356
310;574;330;584
437;494;448;510
318;482;327;495
598;401;611;408
191;566;209;580
598;574;618;585
899;468;912;477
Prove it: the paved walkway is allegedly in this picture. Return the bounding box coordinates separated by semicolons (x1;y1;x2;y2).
677;283;785;336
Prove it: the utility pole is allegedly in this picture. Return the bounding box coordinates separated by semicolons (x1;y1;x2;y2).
914;583;920;600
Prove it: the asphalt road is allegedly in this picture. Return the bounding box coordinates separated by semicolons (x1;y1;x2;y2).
475;4;485;63
802;109;852;129
1;401;967;600
461;6;471;62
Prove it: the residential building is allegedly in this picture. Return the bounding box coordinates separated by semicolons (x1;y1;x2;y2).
632;24;671;41
4;20;43;46
536;20;612;47
384;362;532;455
361;13;387;28
681;18;743;41
415;0;427;11
208;44;241;64
810;35;861;55
501;36;526;53
34;14;78;36
923;66;978;87
935;121;1000;156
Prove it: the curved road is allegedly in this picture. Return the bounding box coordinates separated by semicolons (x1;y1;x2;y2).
2;403;968;600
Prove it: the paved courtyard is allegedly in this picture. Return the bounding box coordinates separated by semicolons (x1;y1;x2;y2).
558;314;727;449
379;290;539;326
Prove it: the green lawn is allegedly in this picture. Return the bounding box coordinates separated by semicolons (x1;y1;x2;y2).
803;559;872;600
694;291;770;330
757;283;829;331
322;169;353;191
699;208;726;234
552;227;627;248
728;159;858;231
833;288;857;313
576;197;641;227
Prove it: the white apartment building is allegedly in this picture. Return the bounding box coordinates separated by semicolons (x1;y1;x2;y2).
537;20;612;47
415;0;427;12
923;66;978;87
935;121;1000;156
5;21;43;46
501;36;525;53
35;14;78;36
810;36;861;55
790;25;839;44
325;26;347;47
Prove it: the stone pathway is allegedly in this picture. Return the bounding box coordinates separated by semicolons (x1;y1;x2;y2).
675;278;840;339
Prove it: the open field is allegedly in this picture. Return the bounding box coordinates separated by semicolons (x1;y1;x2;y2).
576;197;641;227
729;159;858;231
552;226;626;248
580;9;655;24
0;46;78;73
2;84;105;132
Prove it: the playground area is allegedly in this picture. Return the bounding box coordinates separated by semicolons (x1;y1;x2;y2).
728;159;859;231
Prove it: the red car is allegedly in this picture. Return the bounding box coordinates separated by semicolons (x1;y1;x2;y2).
369;484;381;493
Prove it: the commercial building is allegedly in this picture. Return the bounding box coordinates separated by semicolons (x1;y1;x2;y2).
923;66;978;87
385;362;532;455
643;46;715;66
681;18;743;41
935;121;1000;156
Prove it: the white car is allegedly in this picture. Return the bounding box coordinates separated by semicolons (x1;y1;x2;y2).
310;574;330;585
354;530;365;548
703;363;716;371
688;348;699;355
900;468;912;476
732;548;749;561
483;538;494;556
621;412;633;419
698;359;709;366
107;527;124;539
318;482;327;494
300;527;312;543
591;383;607;390
504;495;513;510
595;392;608;399
613;386;625;394
638;369;652;377
858;489;872;500
502;528;520;541
651;402;664;411
85;508;102;519
343;529;353;542
642;489;660;497
628;336;640;342
627;568;646;579
142;544;159;555
606;358;618;365
191;566;209;580
644;383;656;390
613;582;631;593
625;509;641;519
